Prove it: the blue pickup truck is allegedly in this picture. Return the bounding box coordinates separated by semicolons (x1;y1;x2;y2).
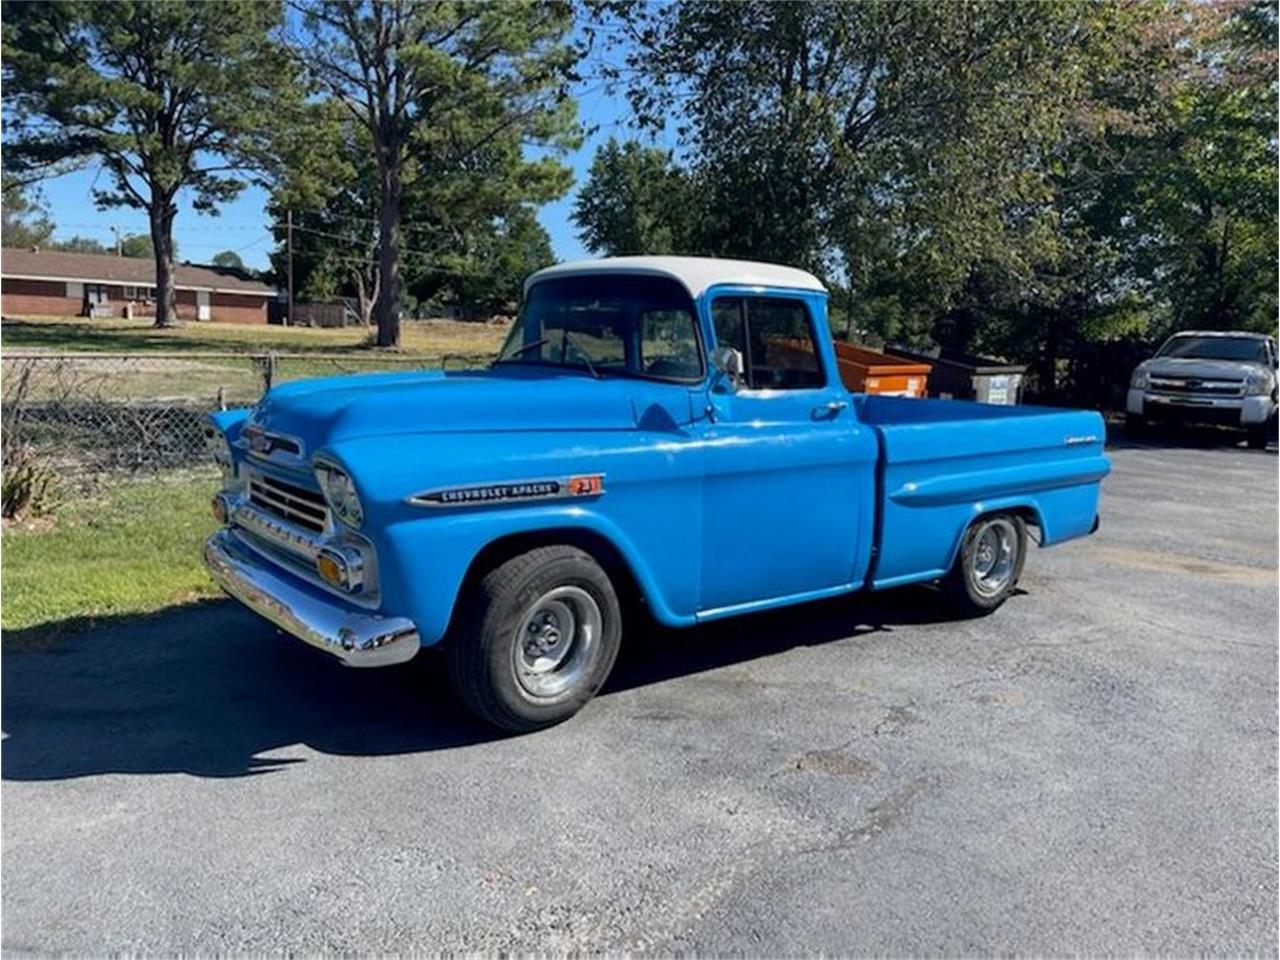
204;257;1109;731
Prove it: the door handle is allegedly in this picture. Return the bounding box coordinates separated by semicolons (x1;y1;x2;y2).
814;400;848;419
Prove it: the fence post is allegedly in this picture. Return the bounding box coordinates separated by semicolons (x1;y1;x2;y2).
263;352;276;393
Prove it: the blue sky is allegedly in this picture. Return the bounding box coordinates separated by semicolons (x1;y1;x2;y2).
34;81;636;272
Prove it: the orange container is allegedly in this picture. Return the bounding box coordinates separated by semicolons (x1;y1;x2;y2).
832;342;931;397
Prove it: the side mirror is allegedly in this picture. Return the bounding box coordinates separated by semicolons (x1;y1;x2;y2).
713;345;745;391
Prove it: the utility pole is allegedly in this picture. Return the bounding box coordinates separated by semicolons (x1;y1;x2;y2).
112;225;122;257
285;208;294;327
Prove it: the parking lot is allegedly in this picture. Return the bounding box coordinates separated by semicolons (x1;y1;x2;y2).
2;439;1276;955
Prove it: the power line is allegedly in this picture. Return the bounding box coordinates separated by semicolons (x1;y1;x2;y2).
52;221;266;232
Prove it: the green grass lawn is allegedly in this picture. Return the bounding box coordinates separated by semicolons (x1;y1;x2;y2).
0;315;511;645
2;473;222;645
2;314;508;359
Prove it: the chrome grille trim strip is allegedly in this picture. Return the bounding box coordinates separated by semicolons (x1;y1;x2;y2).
225;496;381;608
246;468;329;533
231;500;324;564
249;481;327;520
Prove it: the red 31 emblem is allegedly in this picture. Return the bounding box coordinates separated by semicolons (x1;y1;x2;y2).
568;475;604;496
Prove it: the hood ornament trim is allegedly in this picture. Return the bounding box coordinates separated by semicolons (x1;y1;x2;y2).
237;424;308;468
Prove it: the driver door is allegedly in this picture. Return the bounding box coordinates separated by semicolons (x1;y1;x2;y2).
697;294;875;614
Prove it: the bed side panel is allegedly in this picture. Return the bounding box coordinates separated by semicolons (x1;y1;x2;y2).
869;405;1109;588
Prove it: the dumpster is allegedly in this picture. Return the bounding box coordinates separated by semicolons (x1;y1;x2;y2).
884;345;1027;404
832;342;932;397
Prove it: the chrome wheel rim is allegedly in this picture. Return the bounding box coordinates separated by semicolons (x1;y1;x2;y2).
971;518;1017;598
513;585;601;700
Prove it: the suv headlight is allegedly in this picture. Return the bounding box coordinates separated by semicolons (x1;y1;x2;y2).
315;461;364;528
1244;371;1273;396
1131;369;1150;390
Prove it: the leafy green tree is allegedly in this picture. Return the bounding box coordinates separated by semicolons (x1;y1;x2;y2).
596;0;1277;396
1129;0;1277;335
266;103;382;324
1;181;54;249
119;233;159;259
605;2;1100;285
212;250;245;270
49;235;108;255
3;1;301;326
940;1;1277;391
292;0;581;346
572;138;702;255
422;207;555;316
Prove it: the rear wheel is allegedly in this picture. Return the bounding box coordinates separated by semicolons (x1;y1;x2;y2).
942;513;1027;616
447;545;622;733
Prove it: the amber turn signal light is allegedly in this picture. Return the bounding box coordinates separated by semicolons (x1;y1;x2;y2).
316;552;344;588
211;495;228;525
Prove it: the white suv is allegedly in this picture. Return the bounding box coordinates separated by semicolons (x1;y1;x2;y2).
1127;331;1278;449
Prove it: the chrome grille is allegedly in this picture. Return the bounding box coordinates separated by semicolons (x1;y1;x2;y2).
247;471;329;533
1149;376;1243;397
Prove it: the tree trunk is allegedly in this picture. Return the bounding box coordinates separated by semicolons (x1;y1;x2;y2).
374;162;402;347
353;260;380;327
150;198;178;329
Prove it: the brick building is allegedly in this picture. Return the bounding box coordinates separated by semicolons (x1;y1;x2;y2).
1;247;277;324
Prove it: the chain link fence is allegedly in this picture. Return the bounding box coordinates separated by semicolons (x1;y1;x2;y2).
1;350;489;486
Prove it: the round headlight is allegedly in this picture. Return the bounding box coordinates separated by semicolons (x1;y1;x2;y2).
205;425;234;483
315;461;364;528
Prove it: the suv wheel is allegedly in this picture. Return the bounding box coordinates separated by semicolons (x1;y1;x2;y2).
447;545;622;732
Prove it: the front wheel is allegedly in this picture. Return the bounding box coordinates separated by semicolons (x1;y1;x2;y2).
1246;424;1270;450
942;513;1027;616
447;545;622;732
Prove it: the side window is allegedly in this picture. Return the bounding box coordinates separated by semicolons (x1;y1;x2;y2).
711;296;824;390
638;307;702;380
748;298;823;389
711;298;748;360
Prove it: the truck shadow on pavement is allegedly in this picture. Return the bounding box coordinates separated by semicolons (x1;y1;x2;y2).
1;585;973;781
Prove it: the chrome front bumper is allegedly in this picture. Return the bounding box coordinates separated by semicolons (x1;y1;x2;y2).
1128;388;1274;425
204;529;420;668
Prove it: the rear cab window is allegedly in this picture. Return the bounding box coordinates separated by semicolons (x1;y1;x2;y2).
711;296;825;390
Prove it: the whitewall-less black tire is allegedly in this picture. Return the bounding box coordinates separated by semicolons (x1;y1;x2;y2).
942;513;1027;616
447;545;622;732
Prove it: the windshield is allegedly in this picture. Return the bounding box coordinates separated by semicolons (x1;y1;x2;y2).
495;275;704;382
1156;335;1268;363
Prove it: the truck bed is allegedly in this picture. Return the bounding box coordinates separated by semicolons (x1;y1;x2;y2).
855;395;1110;589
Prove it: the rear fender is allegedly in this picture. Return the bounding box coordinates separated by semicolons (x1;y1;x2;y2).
940;498;1047;574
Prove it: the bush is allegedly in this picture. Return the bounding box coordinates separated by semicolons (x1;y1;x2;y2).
2;446;60;520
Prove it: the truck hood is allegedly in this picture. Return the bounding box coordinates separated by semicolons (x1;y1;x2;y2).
250;368;662;451
1138;356;1269;381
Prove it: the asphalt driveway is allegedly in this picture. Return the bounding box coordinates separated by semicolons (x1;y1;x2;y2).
3;439;1276;955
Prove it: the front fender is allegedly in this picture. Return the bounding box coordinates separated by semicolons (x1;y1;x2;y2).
376;504;696;647
207;406;250;442
319;429;706;645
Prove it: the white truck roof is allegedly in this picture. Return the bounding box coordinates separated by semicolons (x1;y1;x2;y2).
1168;330;1272;340
525;256;826;299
